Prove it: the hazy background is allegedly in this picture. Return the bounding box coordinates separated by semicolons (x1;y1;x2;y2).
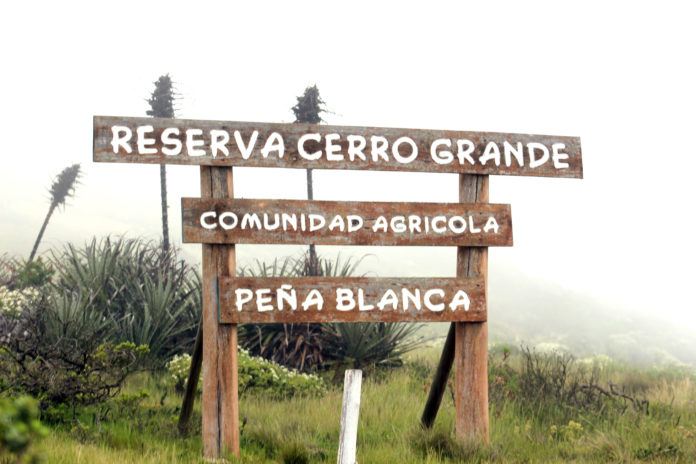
2;1;695;366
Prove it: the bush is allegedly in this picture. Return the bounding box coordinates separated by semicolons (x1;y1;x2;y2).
239;348;327;399
165;349;327;399
2;258;54;290
0;288;149;407
489;346;650;425
321;322;423;375
0;286;42;319
239;252;425;374
0;396;48;461
166;354;199;394
50;237;201;364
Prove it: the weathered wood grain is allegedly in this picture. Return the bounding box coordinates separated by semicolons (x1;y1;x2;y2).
181;198;513;247
455;174;490;444
218;277;486;323
94;115;582;178
200;167;239;459
337;370;363;464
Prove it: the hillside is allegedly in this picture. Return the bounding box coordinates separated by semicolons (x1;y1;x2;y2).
421;267;696;368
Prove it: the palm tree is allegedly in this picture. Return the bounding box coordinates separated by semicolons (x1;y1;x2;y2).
29;164;81;261
291;84;326;275
146;74;176;252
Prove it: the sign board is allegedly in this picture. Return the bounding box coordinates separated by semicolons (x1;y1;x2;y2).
219;277;486;323
92;113;582;458
182;198;513;247
94;116;582;178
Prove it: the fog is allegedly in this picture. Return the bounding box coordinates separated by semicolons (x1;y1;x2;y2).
1;1;695;365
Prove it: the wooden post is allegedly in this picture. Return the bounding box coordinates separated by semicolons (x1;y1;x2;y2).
337;369;362;464
420;174;490;435
200;166;240;458
420;323;456;428
178;318;202;436
455;174;489;444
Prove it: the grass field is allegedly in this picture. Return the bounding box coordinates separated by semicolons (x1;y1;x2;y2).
22;346;696;463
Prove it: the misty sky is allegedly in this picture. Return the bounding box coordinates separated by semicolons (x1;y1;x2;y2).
1;2;695;331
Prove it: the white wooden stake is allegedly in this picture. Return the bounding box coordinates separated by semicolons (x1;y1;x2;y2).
337;369;362;464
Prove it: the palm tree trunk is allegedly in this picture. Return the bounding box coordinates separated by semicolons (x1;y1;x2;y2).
160;164;170;252
29;204;56;262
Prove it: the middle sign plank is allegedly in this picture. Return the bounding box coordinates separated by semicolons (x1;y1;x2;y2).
219;277;486;323
182;198;513;247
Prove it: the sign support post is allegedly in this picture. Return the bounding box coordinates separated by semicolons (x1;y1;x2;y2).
455;174;489;443
200;166;240;458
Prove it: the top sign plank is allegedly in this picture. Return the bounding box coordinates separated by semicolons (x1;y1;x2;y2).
94;116;582;178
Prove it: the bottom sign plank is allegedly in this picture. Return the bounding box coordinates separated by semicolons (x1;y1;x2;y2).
219;277;486;323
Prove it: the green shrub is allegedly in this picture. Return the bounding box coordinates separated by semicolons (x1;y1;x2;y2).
165;349;327;399
239;348;327;399
239;252;425;374
0;286;41;319
0;257;54;291
321;322;423;376
50;237;201;364
0;396;48;461
238;254;328;372
13;258;54;289
166;354;199;394
410;425;493;461
279;442;310;464
1;288;149;408
488;346;652;425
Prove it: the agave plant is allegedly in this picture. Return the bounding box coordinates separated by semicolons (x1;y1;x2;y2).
237;251;426;374
238;256;305;278
238;254;318;370
321;322;424;374
50;236;201;364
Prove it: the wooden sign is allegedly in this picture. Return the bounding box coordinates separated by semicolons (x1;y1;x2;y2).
182;198;512;247
219;277;486;323
92;110;583;458
94;116;582;178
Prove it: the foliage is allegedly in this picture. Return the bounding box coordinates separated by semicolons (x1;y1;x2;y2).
166;349;327;399
50;237;201;364
0;287;41;319
0;290;149;406
238;252;366;279
240;322;326;373
166;354;198;395
279;442;310;464
146;74;176;119
238;348;327;399
1;258;54;291
0;260;153;407
0;396;48;461
238;253;334;371
238;255;304;278
291;84;325;125
15;348;696;463
0;255;12;287
410;424;493;461
29;164;82;262
238;251;422;376
321;322;423;375
487;345;666;436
